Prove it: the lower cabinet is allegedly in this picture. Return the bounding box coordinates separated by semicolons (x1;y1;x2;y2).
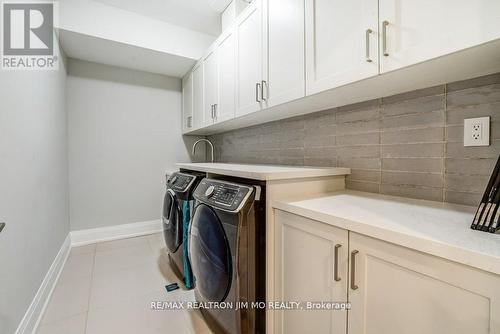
274;210;348;334
348;232;500;334
274;210;500;334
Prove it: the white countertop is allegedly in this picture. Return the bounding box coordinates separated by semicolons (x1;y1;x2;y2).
274;190;500;275
176;163;350;181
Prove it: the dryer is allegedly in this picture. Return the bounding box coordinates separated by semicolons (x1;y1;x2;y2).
189;178;266;334
162;171;204;288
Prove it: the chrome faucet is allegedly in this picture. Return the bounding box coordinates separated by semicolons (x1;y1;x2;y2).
192;139;215;163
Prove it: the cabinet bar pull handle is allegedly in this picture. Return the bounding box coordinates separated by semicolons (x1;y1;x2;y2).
187;116;192;128
0;222;5;234
256;82;261;102
214;104;217;120
334;244;341;282
211;105;215;119
261;80;267;101
382;20;389;57
365;29;373;62
351;250;359;290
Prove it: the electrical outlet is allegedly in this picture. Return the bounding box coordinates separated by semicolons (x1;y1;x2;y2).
464;117;490;146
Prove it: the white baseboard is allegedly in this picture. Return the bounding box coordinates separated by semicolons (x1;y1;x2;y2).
15;234;71;334
70;219;163;247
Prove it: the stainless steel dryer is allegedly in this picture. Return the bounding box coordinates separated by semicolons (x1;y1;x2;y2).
188;178;266;334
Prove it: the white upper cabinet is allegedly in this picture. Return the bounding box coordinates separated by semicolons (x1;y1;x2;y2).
236;0;265;116
266;0;305;107
181;73;193;132
192;63;204;130
305;0;379;95
379;0;500;73
203;49;218;126
216;29;236;123
183;0;500;134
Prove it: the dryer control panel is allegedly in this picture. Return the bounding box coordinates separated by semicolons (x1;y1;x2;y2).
194;179;254;212
167;172;196;192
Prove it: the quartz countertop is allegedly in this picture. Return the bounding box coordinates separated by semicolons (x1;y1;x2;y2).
176;163;350;181
274;190;500;275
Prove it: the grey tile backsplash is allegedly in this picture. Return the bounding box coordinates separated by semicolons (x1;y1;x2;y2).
208;73;500;206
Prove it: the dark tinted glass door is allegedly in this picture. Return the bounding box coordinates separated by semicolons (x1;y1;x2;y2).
189;204;232;303
162;190;182;252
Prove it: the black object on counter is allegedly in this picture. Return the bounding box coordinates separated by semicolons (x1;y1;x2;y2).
471;154;500;233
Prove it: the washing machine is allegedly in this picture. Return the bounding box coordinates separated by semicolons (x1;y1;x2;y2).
162;171;204;288
188;178;266;334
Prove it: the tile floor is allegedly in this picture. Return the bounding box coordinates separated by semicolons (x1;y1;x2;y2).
36;233;213;334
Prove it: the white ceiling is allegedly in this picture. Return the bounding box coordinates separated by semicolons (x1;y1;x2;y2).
60;29;197;77
94;0;232;36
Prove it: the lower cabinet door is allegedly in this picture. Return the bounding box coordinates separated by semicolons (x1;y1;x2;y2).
348;232;500;334
274;210;348;334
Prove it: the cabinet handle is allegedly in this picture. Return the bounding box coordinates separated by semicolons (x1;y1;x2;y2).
350;250;359;290
382;20;389;57
334;244;341;282
261;80;267;101
187;116;192;128
365;29;373;62
211;104;214;119
213;104;218;120
0;222;5;234
256;82;261;102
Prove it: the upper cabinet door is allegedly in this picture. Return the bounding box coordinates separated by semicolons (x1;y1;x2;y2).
379;0;500;73
216;30;236;123
181;73;193;132
192;63;204;130
266;0;305;107
236;0;264;117
305;0;379;95
203;49;218;126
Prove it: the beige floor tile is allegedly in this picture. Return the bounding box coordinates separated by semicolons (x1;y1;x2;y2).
89;261;168;310
96;235;151;253
147;232;165;255
60;253;94;282
86;290;192;334
40;235;212;334
93;243;156;275
70;244;96;257
41;272;92;324
36;312;87;334
174;289;196;303
184;310;214;334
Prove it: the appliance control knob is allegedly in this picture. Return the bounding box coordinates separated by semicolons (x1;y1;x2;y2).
205;185;215;198
171;176;178;184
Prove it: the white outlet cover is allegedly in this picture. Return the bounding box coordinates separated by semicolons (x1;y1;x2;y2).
464;116;490;147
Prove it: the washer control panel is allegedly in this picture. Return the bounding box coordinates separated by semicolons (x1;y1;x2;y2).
167;172;196;192
194;179;254;212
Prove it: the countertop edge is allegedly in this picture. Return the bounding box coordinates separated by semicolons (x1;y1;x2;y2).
273;201;500;276
176;163;351;181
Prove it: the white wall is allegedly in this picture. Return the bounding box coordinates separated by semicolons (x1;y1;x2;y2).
0;40;69;333
67;59;204;231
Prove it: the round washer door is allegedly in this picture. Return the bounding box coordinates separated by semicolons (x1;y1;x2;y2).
189;204;232;303
162;189;182;253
